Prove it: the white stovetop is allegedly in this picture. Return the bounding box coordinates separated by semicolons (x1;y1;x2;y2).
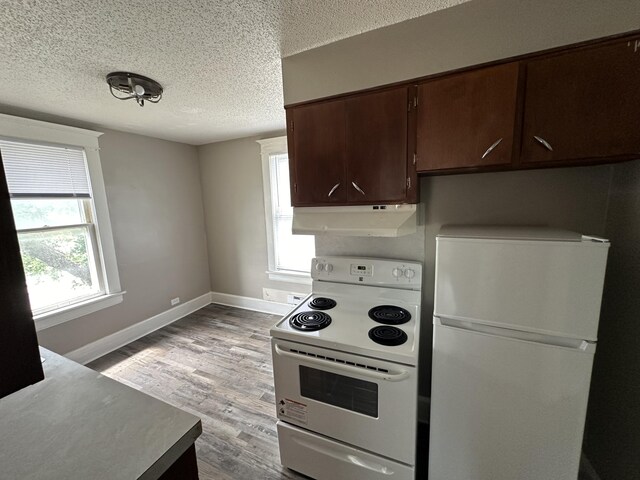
270;282;422;366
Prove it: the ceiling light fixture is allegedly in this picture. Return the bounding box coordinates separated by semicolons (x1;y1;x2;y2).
106;72;163;107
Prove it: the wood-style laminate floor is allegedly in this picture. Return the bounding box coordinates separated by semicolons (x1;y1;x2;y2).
88;303;307;480
89;302;603;480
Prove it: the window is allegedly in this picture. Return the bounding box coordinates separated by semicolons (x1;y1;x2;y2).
0;114;123;330
259;136;314;283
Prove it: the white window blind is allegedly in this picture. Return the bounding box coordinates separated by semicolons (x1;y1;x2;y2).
0;139;91;198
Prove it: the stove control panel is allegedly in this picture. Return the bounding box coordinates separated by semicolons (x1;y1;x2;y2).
350;263;373;277
312;256;422;289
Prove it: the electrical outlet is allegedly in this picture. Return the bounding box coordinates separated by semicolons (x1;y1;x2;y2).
170;297;180;306
264;288;306;304
287;294;304;305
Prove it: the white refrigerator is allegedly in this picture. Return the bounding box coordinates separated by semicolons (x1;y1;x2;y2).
429;226;609;480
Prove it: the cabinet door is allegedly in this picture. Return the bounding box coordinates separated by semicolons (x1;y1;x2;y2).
522;37;640;164
345;87;409;204
287;101;347;206
416;63;520;172
0;153;44;399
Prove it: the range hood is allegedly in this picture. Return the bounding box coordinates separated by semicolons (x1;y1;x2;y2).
292;204;417;237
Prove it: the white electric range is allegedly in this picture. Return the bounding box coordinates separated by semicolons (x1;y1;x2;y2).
270;256;423;480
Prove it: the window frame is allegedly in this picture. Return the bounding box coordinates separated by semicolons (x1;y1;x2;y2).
0;113;124;331
258;136;312;285
13;197;103;314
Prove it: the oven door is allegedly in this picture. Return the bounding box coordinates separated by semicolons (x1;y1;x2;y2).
271;338;417;465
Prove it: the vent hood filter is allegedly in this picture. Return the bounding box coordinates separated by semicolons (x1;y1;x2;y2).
292;205;417;237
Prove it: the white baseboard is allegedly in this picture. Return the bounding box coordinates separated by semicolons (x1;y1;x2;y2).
210;291;293;315
64;292;213;365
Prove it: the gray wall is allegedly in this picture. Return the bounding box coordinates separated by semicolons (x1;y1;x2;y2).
287;2;640;475
282;0;640;104
35;128;211;353
198;135;310;299
585;159;640;479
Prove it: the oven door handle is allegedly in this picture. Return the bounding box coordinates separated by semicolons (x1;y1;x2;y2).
274;344;410;382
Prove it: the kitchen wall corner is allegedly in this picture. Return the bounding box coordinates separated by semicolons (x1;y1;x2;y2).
197;133;311;301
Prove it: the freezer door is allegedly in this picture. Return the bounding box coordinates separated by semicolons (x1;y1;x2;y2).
434;236;609;340
429;322;594;480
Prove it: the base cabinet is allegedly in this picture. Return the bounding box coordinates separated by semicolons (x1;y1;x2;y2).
158;444;199;480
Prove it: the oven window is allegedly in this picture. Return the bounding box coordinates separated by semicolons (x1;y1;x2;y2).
299;366;378;417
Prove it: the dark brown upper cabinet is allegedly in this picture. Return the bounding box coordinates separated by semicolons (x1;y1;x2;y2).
416;62;520;172
521;36;640;165
286;85;417;207
286;31;640;188
286;100;347;205
345;87;413;204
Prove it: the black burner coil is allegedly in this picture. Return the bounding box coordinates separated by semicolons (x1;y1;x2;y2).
308;297;337;310
368;305;411;325
368;326;408;346
289;311;332;331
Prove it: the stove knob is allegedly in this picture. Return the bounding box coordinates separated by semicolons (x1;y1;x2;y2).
325;263;333;272
404;268;416;279
392;267;403;278
315;263;325;272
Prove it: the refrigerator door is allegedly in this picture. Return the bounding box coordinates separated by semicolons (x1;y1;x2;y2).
434;234;609;340
429;321;594;480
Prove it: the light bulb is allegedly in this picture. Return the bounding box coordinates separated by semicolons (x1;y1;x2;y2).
134;84;145;96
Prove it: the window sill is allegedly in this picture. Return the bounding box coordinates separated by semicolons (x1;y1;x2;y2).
33;291;126;331
266;270;312;285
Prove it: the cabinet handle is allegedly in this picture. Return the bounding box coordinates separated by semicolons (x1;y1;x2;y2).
351;181;366;196
533;136;554;151
481;138;503;159
327;183;340;197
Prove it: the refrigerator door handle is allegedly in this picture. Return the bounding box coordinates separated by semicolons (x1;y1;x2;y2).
434;317;596;353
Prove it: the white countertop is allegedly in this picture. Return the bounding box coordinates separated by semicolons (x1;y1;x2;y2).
0;348;202;480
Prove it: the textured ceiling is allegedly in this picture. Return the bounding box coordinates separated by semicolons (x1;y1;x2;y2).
0;0;468;145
